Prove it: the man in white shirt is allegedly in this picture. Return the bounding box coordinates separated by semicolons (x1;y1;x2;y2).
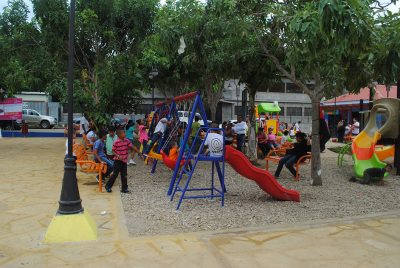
144;118;170;154
351;118;360;136
295;121;301;132
232;115;248;152
204;123;224;157
80;112;89;135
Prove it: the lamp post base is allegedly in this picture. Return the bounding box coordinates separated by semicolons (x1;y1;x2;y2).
45;210;97;243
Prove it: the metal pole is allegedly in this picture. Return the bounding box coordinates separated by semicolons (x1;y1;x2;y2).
57;0;83;215
236;97;239;116
151;84;154;109
334;97;337;137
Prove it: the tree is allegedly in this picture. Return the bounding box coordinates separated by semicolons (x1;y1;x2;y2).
246;0;377;185
143;0;245;120
372;10;400;174
0;0;44;95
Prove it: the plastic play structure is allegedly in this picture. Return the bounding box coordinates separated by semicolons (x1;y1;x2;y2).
351;98;399;177
255;102;281;135
146;92;299;209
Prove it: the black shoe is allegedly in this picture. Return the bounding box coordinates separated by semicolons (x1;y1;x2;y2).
349;176;357;182
121;189;130;193
105;186;112;193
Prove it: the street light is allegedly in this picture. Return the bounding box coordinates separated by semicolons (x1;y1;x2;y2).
149;68;159;108
58;0;82;215
45;0;96;243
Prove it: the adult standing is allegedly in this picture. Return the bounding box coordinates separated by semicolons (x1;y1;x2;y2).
144;118;170;154
232;115;248;152
295;121;301;132
80;112;89;135
319;118;331;152
337;120;345;143
351;118;360;136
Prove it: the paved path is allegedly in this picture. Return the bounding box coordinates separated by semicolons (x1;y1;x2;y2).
0;138;399;267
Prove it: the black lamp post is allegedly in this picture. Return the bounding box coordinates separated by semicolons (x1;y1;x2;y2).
57;0;83;215
149;68;158;109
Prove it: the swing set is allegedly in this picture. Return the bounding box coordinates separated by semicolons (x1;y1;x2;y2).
146;91;226;209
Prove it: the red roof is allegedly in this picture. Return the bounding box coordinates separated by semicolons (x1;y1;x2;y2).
323;85;398;104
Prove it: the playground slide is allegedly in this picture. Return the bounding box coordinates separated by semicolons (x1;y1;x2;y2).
224;146;300;202
351;99;398;177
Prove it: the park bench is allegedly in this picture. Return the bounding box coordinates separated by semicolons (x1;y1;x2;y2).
265;148;311;181
73;144;108;192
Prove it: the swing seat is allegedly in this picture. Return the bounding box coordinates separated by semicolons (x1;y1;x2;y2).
160;150;185;169
147;150;163;161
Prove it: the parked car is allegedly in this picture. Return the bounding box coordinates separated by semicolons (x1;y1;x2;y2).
110;118;127;129
22;109;57;129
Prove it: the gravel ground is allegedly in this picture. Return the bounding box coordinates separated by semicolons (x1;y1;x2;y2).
121;148;400;237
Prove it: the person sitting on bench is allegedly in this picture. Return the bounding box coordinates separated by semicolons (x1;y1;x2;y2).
274;132;308;179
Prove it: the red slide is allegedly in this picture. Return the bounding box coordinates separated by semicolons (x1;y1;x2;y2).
225;146;300;202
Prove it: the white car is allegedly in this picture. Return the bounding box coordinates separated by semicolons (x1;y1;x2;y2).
178;111;212;126
22;109;57;129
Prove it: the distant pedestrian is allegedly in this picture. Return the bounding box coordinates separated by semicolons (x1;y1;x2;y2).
337;120;345;143
351;118;360;136
80;112;89;135
232;115;248;152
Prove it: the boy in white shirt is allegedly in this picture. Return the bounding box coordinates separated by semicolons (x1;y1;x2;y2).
204;123;224;157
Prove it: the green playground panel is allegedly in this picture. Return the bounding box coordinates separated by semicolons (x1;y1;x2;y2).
258;103;281;113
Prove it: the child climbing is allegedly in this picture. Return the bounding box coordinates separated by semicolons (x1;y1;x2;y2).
349;164;392;185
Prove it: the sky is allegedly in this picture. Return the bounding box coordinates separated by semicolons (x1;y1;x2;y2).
0;0;399;20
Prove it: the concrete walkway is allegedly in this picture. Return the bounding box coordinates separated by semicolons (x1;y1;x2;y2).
0;138;399;267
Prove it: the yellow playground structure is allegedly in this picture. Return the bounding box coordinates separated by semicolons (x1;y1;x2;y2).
255;102;281;134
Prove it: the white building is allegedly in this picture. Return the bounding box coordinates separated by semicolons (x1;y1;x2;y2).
137;78;313;131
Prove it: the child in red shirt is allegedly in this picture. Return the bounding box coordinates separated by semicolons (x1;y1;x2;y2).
105;129;133;193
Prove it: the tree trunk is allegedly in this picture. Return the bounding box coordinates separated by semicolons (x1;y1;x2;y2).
395;78;400;175
310;97;322;186
203;79;222;122
247;87;257;161
209;98;218;121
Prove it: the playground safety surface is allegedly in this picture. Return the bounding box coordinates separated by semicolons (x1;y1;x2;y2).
0;138;400;267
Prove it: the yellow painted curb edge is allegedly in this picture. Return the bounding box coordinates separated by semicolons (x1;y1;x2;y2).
45;210;97;243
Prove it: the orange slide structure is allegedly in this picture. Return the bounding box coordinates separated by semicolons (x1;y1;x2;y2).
225;146;300;202
351;98;399;177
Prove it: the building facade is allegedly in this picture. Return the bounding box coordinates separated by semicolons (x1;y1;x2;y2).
136;79;313;131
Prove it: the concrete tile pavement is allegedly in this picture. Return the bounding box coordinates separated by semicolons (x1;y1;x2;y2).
0;138;399;267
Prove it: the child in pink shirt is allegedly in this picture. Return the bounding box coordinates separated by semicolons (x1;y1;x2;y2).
267;127;279;150
138;119;149;148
